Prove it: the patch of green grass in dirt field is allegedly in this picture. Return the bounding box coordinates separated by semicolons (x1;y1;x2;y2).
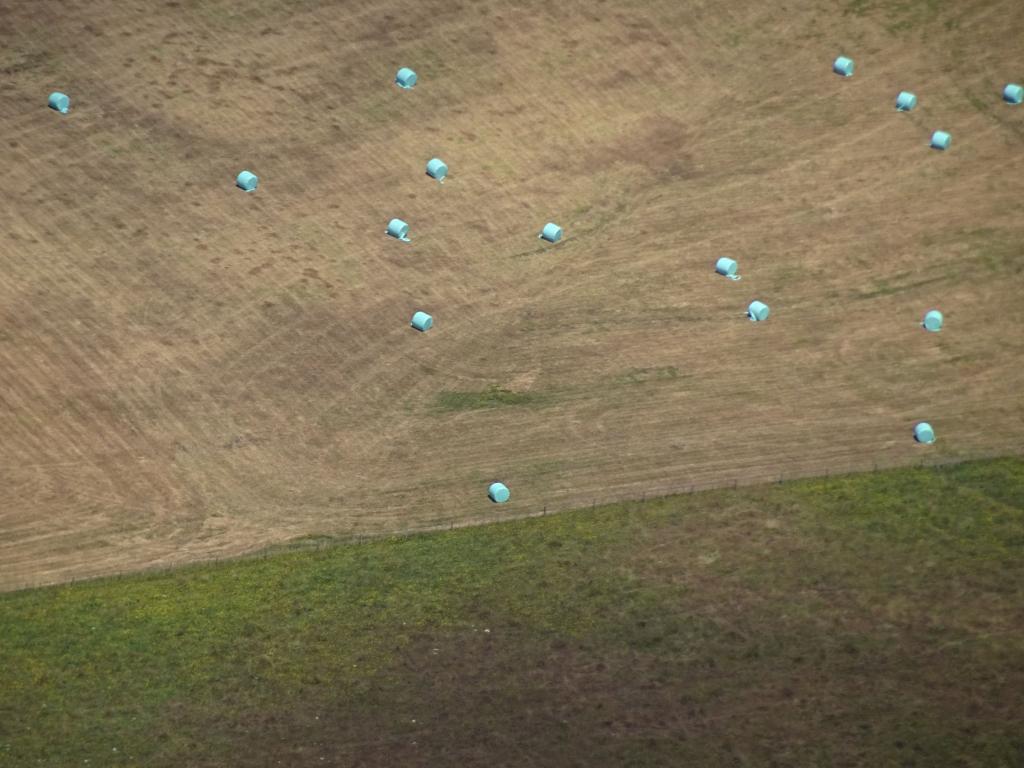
852;272;952;300
849;225;1024;300
435;383;550;411
843;0;951;22
961;88;1024;140
0;48;60;77
956;228;1024;275
843;0;969;43
2;457;1023;765
614;366;680;385
186;0;312;28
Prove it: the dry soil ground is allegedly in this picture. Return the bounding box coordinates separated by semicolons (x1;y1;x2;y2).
1;0;1022;589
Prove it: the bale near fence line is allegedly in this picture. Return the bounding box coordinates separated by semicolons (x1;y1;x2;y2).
488;482;510;503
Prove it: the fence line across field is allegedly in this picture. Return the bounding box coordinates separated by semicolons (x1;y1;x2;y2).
6;448;1019;594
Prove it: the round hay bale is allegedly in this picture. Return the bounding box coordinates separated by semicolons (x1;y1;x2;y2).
930;131;951;150
833;56;855;77
896;91;917;111
488;482;510;503
539;223;563;243
748;300;770;322
236;171;258;192
396;67;417;89
715;257;739;278
48;91;70;113
411;311;433;332
426;158;448;182
914;422;935;444
387;218;410;241
923;310;943;332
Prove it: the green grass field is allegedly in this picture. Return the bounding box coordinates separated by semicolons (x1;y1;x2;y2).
2;457;1023;766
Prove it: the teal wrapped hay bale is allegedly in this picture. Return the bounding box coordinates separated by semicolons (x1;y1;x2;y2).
48;91;70;114
410;311;433;332
747;300;770;322
833;56;855;77
896;91;917;111
914;422;935;444
539;222;563;243
387;218;411;242
930;130;951;150
395;67;417;90
426;158;448;182
488;482;510;504
236;171;258;192
715;257;740;280
922;309;943;332
1003;84;1023;105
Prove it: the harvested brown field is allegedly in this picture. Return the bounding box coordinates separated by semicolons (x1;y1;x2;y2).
1;0;1022;590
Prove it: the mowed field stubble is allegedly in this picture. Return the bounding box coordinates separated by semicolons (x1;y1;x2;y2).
1;0;1023;589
